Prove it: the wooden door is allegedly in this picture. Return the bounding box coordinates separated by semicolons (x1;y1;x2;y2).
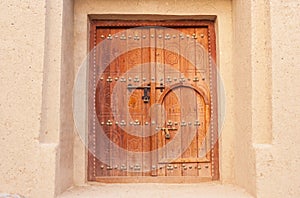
88;20;219;182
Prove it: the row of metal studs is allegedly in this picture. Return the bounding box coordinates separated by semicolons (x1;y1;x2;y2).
100;33;205;40
208;28;214;177
92;29;97;177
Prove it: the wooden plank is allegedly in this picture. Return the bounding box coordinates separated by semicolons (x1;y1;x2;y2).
126;28;143;177
95;27;112;178
155;27;166;176
163;28;182;177
141;27;151;176
150;27;158;176
179;28;198;176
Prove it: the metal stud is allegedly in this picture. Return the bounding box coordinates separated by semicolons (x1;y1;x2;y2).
179;77;185;82
100;165;104;169
165;34;171;40
134;120;140;126
200;34;204;38
181;121;187;126
115;121;119;125
152;165;156;170
142;77;146;81
134;164;141;170
166;76;172;83
121;164;127;170
114;35;118;38
101;35;105;39
133;77;139;82
106;120;113;126
142;35;146;39
158;34;162;39
120;77;126;82
120;120;126;126
120;34;126;40
134;35;140;40
100;77;104;81
128;77;132;81
145;122;149;125
101;122;105;125
128;35;132;39
194;120;200;126
192;33;197;39
107;34;112;40
106;76;113;82
151;34;154;38
193;76;199;82
115;77;119;81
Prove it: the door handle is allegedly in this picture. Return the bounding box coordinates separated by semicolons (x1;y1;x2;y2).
161;127;177;139
127;83;165;103
127;84;151;103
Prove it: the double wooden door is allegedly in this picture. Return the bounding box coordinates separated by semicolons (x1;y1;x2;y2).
88;20;218;182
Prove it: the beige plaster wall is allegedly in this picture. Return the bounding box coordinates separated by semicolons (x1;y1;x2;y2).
232;0;256;195
0;0;74;197
73;0;233;185
0;0;46;196
233;0;300;197
254;0;300;197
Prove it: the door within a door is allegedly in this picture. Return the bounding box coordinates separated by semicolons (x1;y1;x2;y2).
88;20;218;182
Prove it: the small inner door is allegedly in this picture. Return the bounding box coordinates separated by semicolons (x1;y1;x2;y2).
88;20;219;182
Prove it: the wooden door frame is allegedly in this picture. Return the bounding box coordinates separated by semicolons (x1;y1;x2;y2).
88;18;219;182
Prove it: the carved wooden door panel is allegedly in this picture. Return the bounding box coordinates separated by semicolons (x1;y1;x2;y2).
88;20;218;182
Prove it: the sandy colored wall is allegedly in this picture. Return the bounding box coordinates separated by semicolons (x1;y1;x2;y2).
232;0;256;195
255;0;300;197
0;0;47;196
73;0;233;185
233;0;300;197
0;0;74;197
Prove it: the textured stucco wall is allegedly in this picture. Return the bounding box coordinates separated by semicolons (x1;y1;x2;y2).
232;0;256;195
73;0;233;185
0;0;46;196
254;0;300;197
233;0;300;197
0;0;74;197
